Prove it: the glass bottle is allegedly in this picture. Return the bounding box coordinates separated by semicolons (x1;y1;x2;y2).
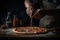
13;15;18;27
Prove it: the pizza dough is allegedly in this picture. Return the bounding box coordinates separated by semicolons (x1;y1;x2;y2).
12;27;48;34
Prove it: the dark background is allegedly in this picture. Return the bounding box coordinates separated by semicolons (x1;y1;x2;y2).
0;0;25;15
0;0;26;25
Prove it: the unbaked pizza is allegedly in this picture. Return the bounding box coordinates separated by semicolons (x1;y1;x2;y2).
12;27;48;34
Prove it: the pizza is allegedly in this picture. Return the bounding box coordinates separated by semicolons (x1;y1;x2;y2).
12;27;48;34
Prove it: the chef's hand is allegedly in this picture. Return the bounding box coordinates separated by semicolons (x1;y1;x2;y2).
26;9;32;18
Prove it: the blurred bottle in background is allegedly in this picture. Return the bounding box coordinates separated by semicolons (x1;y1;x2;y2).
13;15;18;27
